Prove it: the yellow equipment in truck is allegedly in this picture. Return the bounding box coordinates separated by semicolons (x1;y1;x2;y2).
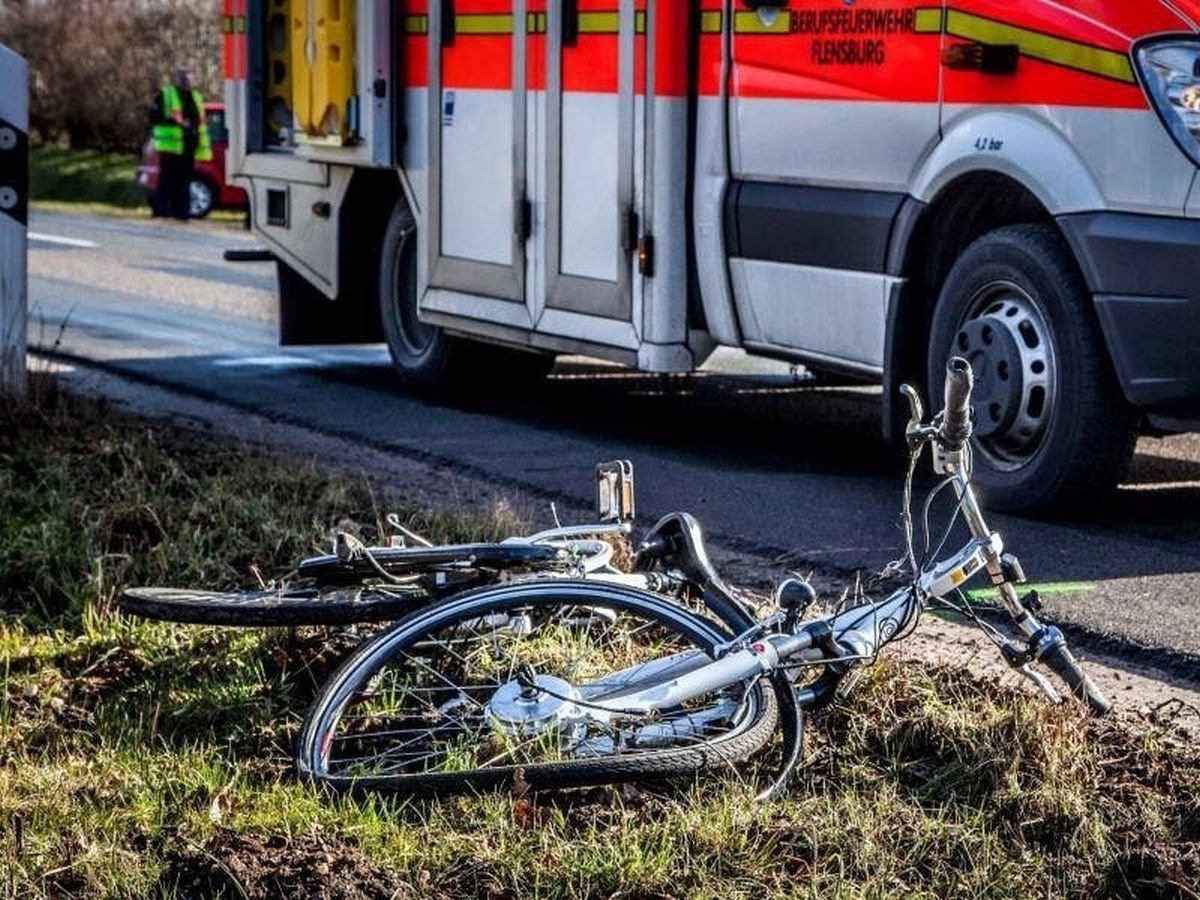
290;0;355;143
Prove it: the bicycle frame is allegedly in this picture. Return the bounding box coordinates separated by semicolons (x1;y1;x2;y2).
555;441;1070;725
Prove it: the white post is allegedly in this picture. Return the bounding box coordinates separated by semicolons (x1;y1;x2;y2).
0;45;29;396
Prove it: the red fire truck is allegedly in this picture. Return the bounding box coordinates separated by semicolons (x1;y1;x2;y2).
223;0;1200;512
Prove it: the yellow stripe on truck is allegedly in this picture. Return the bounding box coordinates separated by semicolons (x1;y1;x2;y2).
732;10;792;34
934;9;1136;83
913;7;943;34
404;11;646;36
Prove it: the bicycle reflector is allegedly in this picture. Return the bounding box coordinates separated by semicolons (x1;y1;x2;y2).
595;460;636;523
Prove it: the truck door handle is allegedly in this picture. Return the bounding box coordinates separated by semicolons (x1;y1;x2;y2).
740;0;790;9
562;0;578;47
441;0;456;46
941;41;1019;75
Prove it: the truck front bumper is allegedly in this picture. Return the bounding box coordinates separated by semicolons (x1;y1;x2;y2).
1059;211;1200;420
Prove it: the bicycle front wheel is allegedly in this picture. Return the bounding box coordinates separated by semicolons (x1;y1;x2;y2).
297;581;779;794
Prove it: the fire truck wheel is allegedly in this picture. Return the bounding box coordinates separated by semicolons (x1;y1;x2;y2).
379;204;554;388
926;223;1137;514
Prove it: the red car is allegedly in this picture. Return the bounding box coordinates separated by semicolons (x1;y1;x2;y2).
138;102;247;219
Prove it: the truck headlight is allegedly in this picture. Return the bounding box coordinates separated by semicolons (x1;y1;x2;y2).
1138;39;1200;166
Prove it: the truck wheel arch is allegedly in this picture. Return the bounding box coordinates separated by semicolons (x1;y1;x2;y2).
881;169;1060;443
910;110;1107;215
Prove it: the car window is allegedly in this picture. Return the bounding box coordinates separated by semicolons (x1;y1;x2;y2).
207;110;228;144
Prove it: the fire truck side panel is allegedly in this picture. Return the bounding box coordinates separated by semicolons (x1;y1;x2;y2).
559;96;621;282
635;0;693;360
730;261;896;374
690;3;741;349
251;165;351;295
439;88;518;267
424;0;525;304
539;0;637;324
415;0;709;371
720;0;941;373
641;98;692;351
693;94;741;348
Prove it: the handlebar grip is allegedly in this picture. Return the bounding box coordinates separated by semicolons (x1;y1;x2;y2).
1040;642;1112;716
939;357;975;447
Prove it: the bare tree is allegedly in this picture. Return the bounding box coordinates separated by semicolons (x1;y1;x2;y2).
0;0;222;152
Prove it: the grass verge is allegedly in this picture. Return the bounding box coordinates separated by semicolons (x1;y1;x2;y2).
1;381;1197;899
29;146;243;222
30;146;145;209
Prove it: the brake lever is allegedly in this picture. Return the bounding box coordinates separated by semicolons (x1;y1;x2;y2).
1018;663;1063;704
900;383;924;426
899;383;937;450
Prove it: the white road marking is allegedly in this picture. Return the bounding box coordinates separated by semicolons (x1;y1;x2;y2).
28;232;99;249
212;349;390;369
213;355;316;368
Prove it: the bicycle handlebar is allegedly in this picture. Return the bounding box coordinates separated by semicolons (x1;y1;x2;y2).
939;357;974;448
1039;641;1112;716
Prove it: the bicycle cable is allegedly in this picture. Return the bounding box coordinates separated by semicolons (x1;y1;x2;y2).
336;532;424;586
930;587;1009;647
879;441;924;585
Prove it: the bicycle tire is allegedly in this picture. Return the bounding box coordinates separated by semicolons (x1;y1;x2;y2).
297;581;781;795
298;542;564;584
118;585;426;626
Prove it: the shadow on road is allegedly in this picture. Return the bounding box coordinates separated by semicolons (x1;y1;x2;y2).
84;352;1200;590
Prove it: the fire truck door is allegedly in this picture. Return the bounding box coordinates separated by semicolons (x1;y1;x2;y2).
725;1;942;370
427;0;526;302
539;0;637;322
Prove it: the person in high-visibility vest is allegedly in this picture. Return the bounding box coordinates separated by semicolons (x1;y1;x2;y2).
152;68;211;220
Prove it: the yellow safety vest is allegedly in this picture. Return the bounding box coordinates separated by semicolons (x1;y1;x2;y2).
152;86;212;161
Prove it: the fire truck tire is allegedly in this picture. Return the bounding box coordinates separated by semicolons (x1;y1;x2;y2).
926;223;1137;514
379;204;554;389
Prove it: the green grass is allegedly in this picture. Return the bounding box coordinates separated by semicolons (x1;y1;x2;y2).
1;381;1197;899
29;146;145;209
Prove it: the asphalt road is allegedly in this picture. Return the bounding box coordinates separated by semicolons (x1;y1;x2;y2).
25;209;1200;670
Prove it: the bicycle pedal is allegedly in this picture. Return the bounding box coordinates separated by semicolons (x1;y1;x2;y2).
834;668;864;700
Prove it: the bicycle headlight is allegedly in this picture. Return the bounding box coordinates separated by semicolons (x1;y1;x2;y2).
1137;39;1200;166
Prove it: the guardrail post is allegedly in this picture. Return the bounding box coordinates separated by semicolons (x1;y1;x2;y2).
0;44;29;396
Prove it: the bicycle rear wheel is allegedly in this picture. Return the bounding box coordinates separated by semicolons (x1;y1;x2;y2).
297;581;780;795
118;585;426;626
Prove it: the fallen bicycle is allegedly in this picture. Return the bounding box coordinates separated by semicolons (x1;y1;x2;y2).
121;359;1109;799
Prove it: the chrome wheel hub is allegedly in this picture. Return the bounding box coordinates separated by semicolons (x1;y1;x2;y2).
954;283;1056;470
189;181;212;217
485;673;580;736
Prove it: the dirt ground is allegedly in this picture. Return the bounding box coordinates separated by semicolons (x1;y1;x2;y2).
157;832;405;900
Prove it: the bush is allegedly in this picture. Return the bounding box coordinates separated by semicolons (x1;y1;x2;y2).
0;0;222;153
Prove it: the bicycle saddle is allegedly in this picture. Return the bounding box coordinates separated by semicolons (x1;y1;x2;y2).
635;512;757;628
